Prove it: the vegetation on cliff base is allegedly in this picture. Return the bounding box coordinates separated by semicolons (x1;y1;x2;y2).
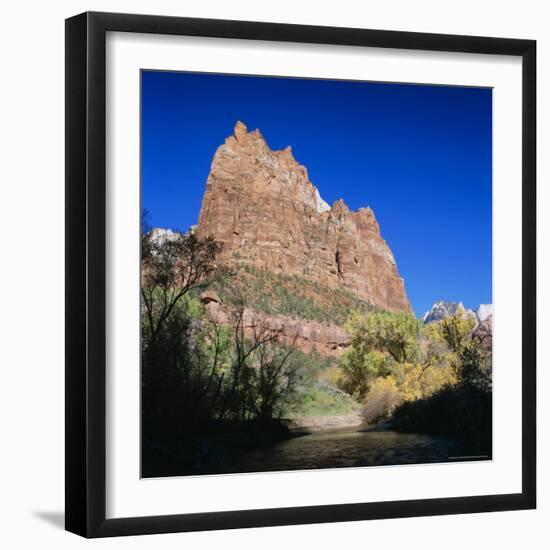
213;263;376;326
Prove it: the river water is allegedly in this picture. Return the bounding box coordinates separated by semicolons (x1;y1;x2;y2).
230;427;485;473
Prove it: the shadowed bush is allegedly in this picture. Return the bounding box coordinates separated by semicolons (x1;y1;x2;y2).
391;384;492;450
392;336;492;451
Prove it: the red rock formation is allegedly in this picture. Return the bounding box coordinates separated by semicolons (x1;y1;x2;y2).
197;121;411;313
200;291;349;356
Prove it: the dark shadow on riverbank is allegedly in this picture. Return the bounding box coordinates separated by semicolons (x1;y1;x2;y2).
391;385;493;459
142;419;310;478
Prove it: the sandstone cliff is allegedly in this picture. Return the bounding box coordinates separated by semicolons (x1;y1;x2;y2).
197;121;411;313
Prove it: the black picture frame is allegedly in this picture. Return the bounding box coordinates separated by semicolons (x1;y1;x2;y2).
65;11;536;538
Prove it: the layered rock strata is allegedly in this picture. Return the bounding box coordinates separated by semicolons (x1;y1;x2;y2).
197;121;411;313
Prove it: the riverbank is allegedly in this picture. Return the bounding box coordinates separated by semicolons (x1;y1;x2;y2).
287;412;363;432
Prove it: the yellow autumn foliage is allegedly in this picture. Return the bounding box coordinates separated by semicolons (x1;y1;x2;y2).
362;375;401;423
362;363;456;423
339;311;472;423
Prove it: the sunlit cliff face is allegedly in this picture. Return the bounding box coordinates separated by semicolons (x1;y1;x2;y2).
197;121;411;313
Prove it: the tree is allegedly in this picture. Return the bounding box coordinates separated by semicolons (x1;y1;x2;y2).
218;302;299;422
458;342;492;392
254;339;299;421
345;310;421;364
432;313;476;354
141;225;224;350
140;212;227;439
422;313;477;378
339;310;420;396
339;349;385;397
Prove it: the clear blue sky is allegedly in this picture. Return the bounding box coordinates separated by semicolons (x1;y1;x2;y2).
142;70;492;316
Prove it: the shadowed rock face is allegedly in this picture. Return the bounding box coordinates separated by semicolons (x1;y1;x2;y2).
197;121;411;313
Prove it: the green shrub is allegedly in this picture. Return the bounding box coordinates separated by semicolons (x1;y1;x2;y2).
288;384;359;417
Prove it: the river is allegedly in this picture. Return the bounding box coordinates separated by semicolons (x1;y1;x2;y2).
227;427;486;473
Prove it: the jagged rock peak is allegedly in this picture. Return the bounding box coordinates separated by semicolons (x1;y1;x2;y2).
331;198;350;216
278;145;294;157
423;301;474;324
212;121;330;215
197;122;412;312
233;120;248;140
422;301;493;325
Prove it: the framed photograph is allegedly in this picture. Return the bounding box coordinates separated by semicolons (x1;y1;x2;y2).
65;11;536;537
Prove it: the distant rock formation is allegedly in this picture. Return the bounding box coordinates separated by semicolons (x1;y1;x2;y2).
422;301;477;324
148;227;178;245
196;121;411;313
476;304;493;323
423;301;493;329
